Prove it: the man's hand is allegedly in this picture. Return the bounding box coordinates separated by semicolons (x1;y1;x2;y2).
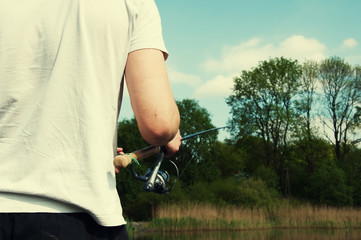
113;129;181;174
117;147;124;155
114;147;129;174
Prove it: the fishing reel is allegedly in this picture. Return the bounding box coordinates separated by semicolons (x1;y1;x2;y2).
130;147;179;194
144;168;170;194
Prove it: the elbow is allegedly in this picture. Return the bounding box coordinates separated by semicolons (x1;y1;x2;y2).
138;112;180;146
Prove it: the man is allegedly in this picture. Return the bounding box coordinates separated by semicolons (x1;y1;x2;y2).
0;0;181;239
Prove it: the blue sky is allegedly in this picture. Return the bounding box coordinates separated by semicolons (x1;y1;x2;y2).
120;0;361;140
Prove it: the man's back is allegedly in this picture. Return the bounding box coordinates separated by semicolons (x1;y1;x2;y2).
0;0;168;227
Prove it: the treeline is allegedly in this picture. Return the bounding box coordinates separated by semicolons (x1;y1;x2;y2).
116;56;361;221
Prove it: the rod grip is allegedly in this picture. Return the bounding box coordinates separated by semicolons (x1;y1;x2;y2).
113;146;159;169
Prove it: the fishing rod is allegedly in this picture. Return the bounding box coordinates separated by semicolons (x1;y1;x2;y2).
114;126;227;194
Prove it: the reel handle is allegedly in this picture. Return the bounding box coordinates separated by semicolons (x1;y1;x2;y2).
129;147;168;194
143;147;166;192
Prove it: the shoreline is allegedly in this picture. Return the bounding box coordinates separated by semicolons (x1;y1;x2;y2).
128;219;361;234
127;202;361;234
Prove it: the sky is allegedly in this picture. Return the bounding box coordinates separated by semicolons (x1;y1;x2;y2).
119;0;361;140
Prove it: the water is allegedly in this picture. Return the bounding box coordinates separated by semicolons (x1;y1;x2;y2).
132;229;361;240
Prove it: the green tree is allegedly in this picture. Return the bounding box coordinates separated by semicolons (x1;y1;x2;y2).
319;57;361;161
207;141;245;178
309;160;353;206
227;57;302;193
211;177;280;208
341;147;361;206
253;165;279;190
233;136;266;174
299;60;318;139
288;137;334;199
171;99;218;186
295;60;319;172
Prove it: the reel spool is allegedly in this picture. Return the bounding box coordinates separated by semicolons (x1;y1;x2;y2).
130;147;179;194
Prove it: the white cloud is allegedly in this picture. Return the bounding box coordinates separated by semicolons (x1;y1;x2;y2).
193;74;234;98
193;35;328;98
341;38;358;49
279;36;327;61
167;66;201;86
201;35;327;73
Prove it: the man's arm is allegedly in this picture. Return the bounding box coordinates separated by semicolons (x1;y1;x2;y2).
125;49;180;149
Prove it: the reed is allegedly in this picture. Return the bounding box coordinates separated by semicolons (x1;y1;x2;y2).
150;201;361;231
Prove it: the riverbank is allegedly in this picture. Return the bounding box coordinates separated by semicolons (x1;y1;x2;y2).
128;202;361;233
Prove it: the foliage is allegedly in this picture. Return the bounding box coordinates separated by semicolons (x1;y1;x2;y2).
227;57;302;143
253;165;279;190
319;56;361;161
233;136;266;174
296;60;318;138
205;141;244;178
211;177;280;208
342;148;361;206
287;137;334;199
227;57;303;194
308;160;353;206
186;181;217;203
169;99;218;186
290;137;334;174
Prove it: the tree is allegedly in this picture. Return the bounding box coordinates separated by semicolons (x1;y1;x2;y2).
319;57;361;161
299;60;318;138
171;99;218;186
309;160;353;206
233;136;266;174
294;60;319;172
289;137;334;198
343;148;361;206
226;57;302;192
207;141;245;178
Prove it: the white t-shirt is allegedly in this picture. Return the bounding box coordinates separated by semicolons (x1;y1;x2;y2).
0;0;167;226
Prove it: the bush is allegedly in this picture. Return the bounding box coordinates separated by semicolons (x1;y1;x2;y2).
211;177;280;208
309;160;353;206
253;165;279;190
187;181;217;203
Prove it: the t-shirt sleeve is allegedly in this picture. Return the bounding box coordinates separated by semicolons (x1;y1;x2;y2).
129;0;169;60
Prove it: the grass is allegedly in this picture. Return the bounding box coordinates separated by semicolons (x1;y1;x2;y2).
147;201;361;232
